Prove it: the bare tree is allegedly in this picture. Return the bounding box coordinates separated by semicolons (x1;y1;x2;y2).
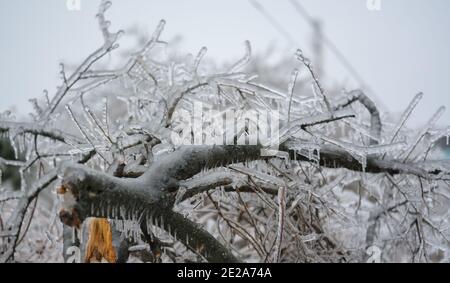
1;1;449;263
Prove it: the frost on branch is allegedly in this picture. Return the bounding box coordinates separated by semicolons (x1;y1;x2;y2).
0;0;449;263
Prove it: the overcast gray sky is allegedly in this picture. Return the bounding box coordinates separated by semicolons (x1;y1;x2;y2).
1;0;449;127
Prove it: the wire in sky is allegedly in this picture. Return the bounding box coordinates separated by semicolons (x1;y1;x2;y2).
249;0;376;97
249;0;297;46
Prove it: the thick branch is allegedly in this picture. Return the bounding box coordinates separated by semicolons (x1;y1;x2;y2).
142;144;449;185
58;165;239;263
57;140;449;263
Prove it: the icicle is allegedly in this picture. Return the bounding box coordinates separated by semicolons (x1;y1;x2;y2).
66;106;90;142
96;202;101;217
123;220;131;239
141;19;166;56
167;63;175;87
287;142;321;164
300;233;320;243
287;69;299;123
402;106;446;162
109;201;115;220
310;82;322;110
388;92;423;143
274;186;286;263
228;41;251;73
160;215;164;230
82;97;111;144
246;82;287;99
154;213;160;229
316;148;321;165
7;134;18;160
120;205;127;220
19;168;27;192
229;165;284;186
174;187;187;207
194;47;207;73
167;224;172;237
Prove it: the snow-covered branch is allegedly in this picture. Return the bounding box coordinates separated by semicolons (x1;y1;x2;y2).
1;0;449;263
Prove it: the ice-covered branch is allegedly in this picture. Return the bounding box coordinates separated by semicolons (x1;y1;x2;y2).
333;89;382;144
0;121;83;144
55;135;449;260
0;171;58;262
39;0;124;121
0;147;97;263
179;172;279;201
3;0;448;263
57;164;239;262
294;142;449;179
148;142;448;182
